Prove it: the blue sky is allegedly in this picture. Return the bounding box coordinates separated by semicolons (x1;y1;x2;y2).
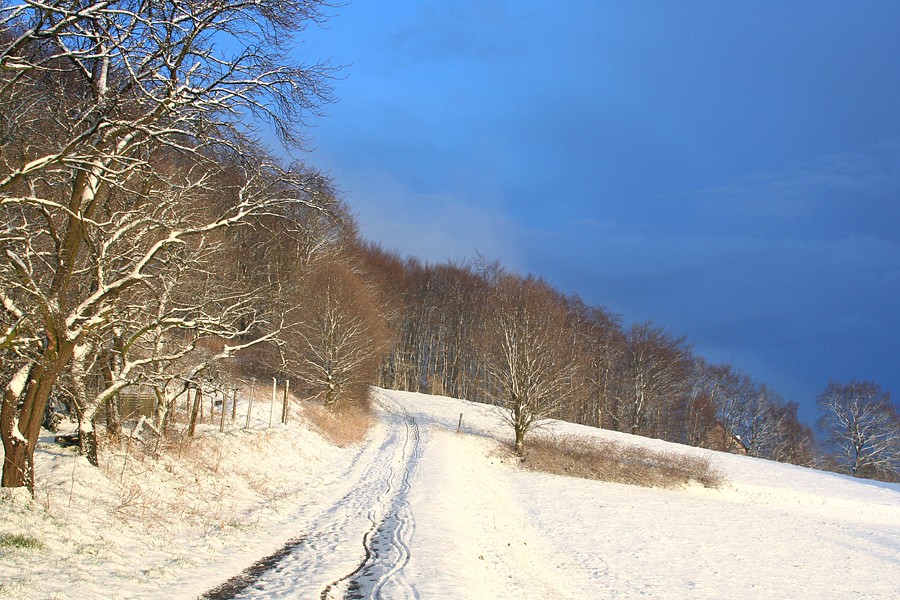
293;1;900;423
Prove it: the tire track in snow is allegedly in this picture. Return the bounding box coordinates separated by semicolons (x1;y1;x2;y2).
198;434;378;600
320;409;421;600
200;399;422;600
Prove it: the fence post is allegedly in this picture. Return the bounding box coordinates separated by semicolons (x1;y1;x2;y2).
269;377;276;428
281;379;290;424
183;387;191;417
188;387;202;437
245;377;255;430
219;389;227;433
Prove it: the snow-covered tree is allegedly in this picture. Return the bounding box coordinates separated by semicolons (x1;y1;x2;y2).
817;380;899;480
482;275;578;455
0;0;334;491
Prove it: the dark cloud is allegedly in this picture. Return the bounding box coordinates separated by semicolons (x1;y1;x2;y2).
299;1;900;420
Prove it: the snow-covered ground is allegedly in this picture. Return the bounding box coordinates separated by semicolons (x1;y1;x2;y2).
2;388;899;599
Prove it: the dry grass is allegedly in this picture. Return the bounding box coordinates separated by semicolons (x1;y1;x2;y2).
523;434;725;489
303;402;373;447
0;533;44;551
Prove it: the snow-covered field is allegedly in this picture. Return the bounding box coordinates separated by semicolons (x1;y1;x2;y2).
2;388;899;599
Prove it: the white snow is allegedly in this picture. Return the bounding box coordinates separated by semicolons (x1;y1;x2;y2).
2;387;898;599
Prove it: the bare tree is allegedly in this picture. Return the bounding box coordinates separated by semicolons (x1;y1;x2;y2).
581;304;625;430
764;401;815;466
817;380;899;480
0;0;334;490
482;275;577;455
283;259;388;407
676;358;707;445
621;322;691;438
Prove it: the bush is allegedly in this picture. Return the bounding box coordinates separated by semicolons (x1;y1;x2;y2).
523;434;725;489
303;401;372;447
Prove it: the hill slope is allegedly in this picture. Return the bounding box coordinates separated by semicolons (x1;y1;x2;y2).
2;388;898;598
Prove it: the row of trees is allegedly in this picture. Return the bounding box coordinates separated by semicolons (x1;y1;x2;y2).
363;249;900;479
354;250;822;464
0;0;377;491
379;251;900;480
2;1;896;493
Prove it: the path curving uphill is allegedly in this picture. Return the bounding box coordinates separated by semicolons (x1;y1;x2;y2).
320;409;421;600
201;398;423;600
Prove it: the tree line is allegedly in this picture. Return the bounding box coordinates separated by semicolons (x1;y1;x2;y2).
353;248;898;480
2;1;897;494
355;251;805;457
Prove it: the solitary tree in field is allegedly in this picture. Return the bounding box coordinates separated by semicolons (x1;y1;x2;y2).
482;276;577;455
817;380;900;480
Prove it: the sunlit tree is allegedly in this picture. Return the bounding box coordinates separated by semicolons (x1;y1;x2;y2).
817;380;899;480
0;0;334;490
482;276;578;455
284;260;389;407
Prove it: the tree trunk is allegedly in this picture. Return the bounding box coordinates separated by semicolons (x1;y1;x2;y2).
1;441;29;489
515;427;526;456
2;357;70;492
105;394;122;438
153;387;167;432
78;422;99;467
188;388;201;437
2;369;32;489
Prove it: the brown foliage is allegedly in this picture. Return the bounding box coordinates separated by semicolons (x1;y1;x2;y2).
282;259;390;406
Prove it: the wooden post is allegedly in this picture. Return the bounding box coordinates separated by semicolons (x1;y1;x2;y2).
245;378;255;430
457;413;463;433
281;379;290;424
269;377;276;428
231;387;237;421
219;389;227;433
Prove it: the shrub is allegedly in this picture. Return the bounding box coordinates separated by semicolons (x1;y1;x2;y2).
303;401;372;447
523;434;725;489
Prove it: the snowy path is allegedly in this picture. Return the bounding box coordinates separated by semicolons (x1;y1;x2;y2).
320;406;421;600
6;388;898;599
194;390;583;600
200;397;423;600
